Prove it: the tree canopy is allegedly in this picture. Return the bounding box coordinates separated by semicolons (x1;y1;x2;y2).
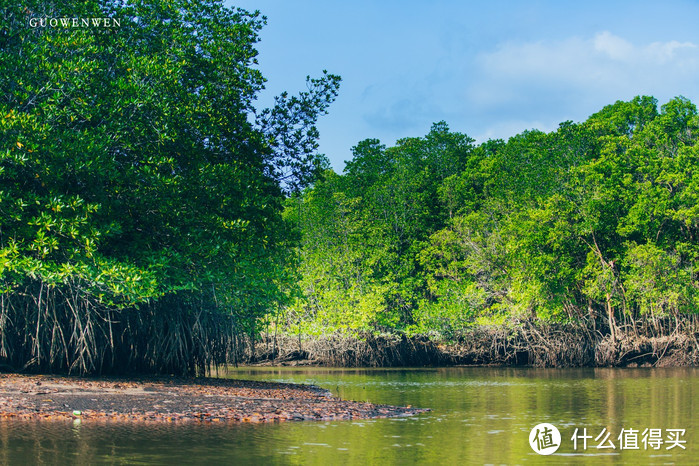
0;0;339;374
286;97;699;341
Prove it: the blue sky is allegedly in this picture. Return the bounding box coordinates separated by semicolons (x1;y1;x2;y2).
226;0;699;171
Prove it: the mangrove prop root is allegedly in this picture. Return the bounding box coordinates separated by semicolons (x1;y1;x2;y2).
246;319;699;368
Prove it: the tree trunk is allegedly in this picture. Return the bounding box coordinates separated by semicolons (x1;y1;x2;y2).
606;293;616;344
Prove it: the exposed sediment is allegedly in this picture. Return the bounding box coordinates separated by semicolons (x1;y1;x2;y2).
0;374;428;423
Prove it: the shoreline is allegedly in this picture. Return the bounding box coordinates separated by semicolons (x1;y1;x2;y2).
247;325;699;368
0;374;427;424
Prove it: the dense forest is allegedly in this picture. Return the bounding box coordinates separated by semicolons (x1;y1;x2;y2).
281;95;699;362
0;0;339;374
2;1;698;375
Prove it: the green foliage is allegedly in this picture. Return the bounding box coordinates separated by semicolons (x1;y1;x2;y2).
288;96;699;340
623;242;697;316
285;123;476;333
0;0;339;373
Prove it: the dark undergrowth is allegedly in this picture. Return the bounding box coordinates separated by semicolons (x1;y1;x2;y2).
245;317;699;368
0;279;248;376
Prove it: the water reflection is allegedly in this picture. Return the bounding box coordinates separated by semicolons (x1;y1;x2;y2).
0;367;696;464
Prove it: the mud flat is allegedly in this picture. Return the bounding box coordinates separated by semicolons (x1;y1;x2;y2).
0;374;427;423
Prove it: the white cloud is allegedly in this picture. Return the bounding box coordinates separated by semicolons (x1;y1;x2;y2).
472;32;699;102
462;32;699;140
645;39;698;63
593;31;634;61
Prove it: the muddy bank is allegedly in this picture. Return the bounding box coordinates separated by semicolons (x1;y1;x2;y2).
248;323;699;368
0;374;427;423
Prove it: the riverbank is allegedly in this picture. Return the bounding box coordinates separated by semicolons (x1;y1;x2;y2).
248;322;699;368
0;374;427;423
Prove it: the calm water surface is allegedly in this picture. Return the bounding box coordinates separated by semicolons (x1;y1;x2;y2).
0;367;696;464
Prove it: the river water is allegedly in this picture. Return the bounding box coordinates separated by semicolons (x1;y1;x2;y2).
0;367;696;464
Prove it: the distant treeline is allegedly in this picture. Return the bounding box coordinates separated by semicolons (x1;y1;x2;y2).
284;96;699;343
